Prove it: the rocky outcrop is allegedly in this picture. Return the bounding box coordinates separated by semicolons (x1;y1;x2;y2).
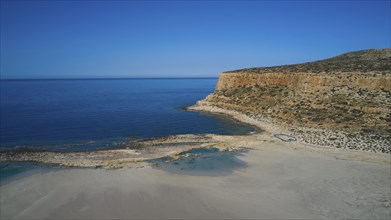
0;134;240;168
192;49;391;153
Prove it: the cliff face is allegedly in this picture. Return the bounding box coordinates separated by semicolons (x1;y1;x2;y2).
216;71;390;92
196;49;391;152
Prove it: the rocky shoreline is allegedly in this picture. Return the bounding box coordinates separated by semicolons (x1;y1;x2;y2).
0;134;246;169
188;49;391;154
1;50;390;169
1;102;390;169
187;101;391;154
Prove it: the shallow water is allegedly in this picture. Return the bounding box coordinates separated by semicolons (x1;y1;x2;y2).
152;148;248;176
0;162;54;185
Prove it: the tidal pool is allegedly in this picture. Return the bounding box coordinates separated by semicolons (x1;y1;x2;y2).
152;148;248;176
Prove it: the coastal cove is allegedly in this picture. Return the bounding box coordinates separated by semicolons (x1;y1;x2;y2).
0;78;256;179
1;100;390;219
1;0;390;218
1;50;391;219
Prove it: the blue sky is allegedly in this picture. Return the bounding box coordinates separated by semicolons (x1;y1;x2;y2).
1;0;390;79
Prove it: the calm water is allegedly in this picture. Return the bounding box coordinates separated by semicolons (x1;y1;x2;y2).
153;148;248;176
0;78;253;151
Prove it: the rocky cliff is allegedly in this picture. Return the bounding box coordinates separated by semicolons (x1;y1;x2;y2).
192;49;391;153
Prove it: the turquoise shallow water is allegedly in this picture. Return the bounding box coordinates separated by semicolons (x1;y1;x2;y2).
152;148;248;176
0;162;55;185
0;78;254;180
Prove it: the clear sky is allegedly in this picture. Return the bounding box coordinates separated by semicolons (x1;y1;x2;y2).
1;0;390;79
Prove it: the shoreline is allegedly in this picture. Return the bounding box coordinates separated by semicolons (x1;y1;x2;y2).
1;131;389;170
187;101;289;135
0;134;241;169
1;140;390;219
1;102;390;219
187;99;391;154
1;101;390;169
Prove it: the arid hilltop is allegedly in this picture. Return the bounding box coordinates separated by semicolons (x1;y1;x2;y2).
191;49;391;153
225;48;391;74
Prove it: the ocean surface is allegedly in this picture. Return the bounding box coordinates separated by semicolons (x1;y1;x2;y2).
0;78;254;180
0;78;253;151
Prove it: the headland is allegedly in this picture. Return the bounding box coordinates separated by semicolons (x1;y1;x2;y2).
1;49;390;219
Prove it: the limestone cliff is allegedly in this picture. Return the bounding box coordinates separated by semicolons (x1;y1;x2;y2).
194;49;391;153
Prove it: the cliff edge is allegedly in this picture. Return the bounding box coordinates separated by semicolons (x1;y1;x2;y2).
191;49;391;153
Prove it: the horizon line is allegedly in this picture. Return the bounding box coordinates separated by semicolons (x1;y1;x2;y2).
0;77;219;81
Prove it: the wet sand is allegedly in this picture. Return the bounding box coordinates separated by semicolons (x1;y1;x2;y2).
1;139;390;219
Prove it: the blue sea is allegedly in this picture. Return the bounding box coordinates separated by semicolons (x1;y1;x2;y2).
0;78;253;150
0;78;253;180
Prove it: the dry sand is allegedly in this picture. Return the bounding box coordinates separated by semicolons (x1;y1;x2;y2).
1;138;390;219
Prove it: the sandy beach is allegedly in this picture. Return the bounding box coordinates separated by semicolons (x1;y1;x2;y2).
1;1;390;219
1;132;390;219
1;104;390;219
